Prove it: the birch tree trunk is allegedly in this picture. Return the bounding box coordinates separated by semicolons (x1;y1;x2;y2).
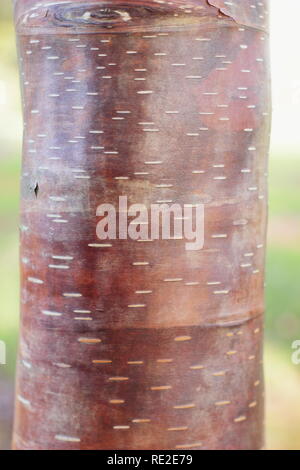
12;0;271;450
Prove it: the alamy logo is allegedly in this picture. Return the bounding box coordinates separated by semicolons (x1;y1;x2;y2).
0;340;6;365
96;196;205;251
292;340;300;365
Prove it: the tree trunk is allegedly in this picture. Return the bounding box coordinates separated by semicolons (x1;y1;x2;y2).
13;0;271;450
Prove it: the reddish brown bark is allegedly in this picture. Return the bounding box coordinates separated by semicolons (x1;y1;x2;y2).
13;0;270;450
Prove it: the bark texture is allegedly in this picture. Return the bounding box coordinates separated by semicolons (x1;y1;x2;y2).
13;0;270;450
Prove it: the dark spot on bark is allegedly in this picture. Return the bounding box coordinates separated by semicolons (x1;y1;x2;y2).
90;9;120;20
34;182;39;198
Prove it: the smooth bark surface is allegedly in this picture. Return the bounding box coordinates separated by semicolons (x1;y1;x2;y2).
13;0;270;450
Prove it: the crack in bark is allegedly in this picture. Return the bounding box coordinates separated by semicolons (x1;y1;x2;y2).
34;182;39;199
207;0;235;21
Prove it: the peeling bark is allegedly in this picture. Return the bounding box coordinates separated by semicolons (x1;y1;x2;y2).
13;0;270;450
207;0;269;31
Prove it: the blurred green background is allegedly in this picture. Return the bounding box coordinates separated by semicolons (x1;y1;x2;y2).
0;1;300;451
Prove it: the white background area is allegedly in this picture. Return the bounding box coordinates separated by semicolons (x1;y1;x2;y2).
270;0;300;156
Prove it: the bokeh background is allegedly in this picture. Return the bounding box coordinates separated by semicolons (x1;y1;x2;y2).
0;0;300;450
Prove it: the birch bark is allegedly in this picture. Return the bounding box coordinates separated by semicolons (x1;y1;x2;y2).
13;0;270;450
